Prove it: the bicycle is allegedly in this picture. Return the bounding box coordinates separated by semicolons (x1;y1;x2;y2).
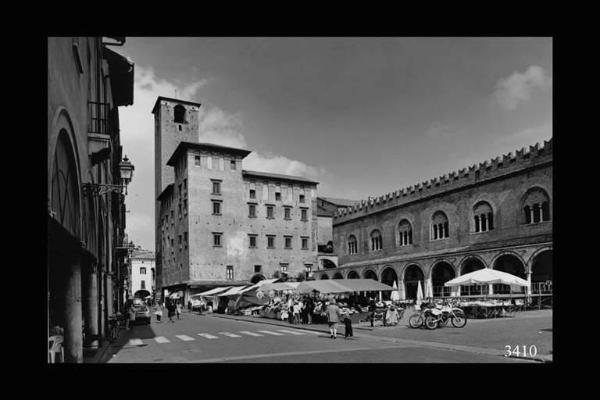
108;313;122;343
408;303;435;328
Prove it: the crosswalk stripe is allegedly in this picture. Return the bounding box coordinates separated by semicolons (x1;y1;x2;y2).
198;333;219;339
128;338;144;346
154;336;170;343
239;331;264;337
176;335;195;341
257;330;284;336
219;332;242;338
276;329;306;335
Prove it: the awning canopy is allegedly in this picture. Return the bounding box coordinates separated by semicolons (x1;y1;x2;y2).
296;280;349;294
297;279;394;294
196;286;232;297
444;269;529;287
334;279;394;292
259;282;300;292
238;278;279;294
217;286;251;297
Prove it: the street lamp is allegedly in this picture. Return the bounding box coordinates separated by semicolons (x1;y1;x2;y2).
83;155;135;197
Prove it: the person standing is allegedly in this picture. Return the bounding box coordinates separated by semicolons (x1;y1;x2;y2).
293;301;301;324
326;298;342;339
306;297;314;324
167;299;175;323
342;309;353;339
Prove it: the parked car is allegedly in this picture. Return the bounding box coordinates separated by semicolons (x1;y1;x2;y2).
132;298;151;324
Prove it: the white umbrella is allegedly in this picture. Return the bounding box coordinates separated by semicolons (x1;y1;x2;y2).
444;268;529;287
416;280;424;303
390;281;400;301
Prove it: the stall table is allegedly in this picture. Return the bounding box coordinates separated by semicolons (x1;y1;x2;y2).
460;301;516;319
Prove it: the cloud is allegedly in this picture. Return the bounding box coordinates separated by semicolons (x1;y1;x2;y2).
198;106;247;148
493;65;552;110
423;122;467;141
118;65;325;250
495;122;552;149
244;152;325;181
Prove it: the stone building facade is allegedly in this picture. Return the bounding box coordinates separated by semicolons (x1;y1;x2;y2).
130;248;155;298
325;139;552;301
153;97;319;301
47;37;134;362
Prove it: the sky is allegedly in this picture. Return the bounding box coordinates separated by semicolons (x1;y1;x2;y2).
116;37;552;251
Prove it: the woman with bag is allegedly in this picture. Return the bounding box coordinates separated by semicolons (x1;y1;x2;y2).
176;301;182;320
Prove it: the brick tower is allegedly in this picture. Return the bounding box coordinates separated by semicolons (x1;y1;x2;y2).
152;97;201;293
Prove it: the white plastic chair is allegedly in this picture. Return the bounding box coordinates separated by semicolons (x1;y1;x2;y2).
48;335;64;363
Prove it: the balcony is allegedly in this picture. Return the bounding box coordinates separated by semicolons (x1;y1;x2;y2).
87;101;117;162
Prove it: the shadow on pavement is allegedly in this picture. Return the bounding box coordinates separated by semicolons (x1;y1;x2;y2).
101;321;157;363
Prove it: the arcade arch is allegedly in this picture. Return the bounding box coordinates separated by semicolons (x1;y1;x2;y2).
403;264;425;300
431;261;455;297
492;253;527;294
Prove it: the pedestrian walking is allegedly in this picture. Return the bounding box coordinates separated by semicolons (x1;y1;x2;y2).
127;302;136;330
176;301;182;320
326;297;342;339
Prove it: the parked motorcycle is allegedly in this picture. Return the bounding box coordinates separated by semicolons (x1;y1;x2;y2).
424;302;467;329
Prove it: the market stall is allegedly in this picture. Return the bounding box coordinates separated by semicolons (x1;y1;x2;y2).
254;279;396;324
195;286;232;312
444;269;529;319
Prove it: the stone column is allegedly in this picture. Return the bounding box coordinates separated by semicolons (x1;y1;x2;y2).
97;268;104;342
488;284;494;295
526;271;532;296
83;262;99;348
106;272;114;317
64;254;83;363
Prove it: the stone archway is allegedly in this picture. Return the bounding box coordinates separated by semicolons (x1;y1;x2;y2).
363;269;379;299
363;269;378;280
403;264;424;300
493;253;527;294
380;267;398;300
250;274;266;284
332;272;343;279
459;256;486;296
320;274;329;280
431;261;456;297
531;249;552;294
347;270;360;279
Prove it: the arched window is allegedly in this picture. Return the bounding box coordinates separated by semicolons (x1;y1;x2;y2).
398;219;413;246
522;187;551;224
370;229;382;251
347;235;358;255
473;201;494;232
50;129;81;237
431;211;449;240
174;104;186;124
